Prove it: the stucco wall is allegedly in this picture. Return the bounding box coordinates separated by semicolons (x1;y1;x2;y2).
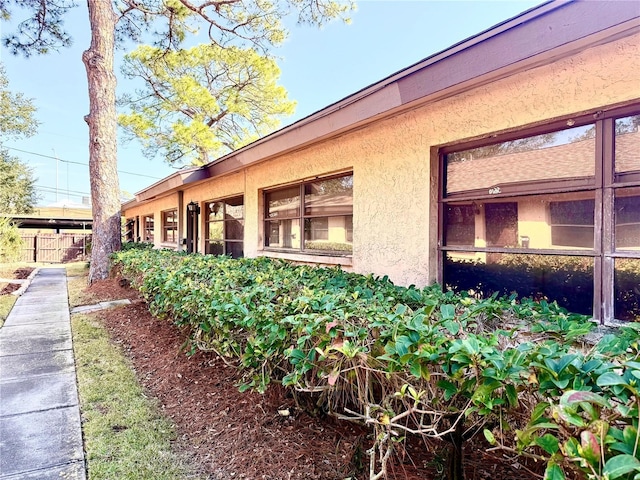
350;31;639;285
123;32;640;287
181;171;245;245
124;193;180;248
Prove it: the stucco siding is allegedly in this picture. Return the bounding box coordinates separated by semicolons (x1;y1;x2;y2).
181;171;245;246
418;32;640;149
121;30;640;288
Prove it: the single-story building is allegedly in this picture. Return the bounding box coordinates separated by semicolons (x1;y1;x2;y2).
122;0;640;324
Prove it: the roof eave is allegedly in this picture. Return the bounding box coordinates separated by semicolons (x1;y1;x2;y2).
124;0;640;208
204;0;640;177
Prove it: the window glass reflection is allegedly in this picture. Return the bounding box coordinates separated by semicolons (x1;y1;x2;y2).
304;216;353;253
615;187;640;250
267;187;300;218
264;174;353;255
615;115;640;174
204;197;244;257
208;202;224;221
304;175;353;216
446;124;595;194
205;240;224;256
615;258;640;321
444;252;594;316
443;192;595;249
265;219;301;249
225;242;244;259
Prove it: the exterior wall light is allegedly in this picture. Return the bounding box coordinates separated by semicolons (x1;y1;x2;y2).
187;201;200;214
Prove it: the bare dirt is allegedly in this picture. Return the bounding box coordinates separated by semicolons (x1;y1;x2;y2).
77;276;551;480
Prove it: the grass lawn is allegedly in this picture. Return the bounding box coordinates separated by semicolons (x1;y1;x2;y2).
66;263;97;308
69;268;202;480
0;292;16;328
67;277;98;309
0;265;18;279
0;262;29;327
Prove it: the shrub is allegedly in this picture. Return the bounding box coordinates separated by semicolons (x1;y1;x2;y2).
112;249;640;480
0;217;23;262
120;241;155;251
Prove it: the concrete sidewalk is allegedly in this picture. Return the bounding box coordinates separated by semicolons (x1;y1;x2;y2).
0;268;86;480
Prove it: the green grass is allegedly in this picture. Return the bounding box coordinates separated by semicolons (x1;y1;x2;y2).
67;275;97;309
0;262;29;327
65;261;90;277
0;293;17;328
65;262;100;308
72;313;202;480
68;264;201;479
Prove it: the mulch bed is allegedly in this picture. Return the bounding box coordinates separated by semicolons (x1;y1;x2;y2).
85;277;553;480
0;267;34;295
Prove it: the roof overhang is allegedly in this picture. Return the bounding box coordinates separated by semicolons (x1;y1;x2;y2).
131;167;209;205
124;0;640;210
5;215;93;230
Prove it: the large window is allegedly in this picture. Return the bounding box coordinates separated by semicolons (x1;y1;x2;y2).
440;109;640;323
143;215;154;243
205;196;244;258
161;209;177;243
264;174;353;255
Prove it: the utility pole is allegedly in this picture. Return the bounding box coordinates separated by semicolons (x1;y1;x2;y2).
52;149;59;203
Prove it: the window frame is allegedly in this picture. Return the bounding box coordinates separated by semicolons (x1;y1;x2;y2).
548;199;596;249
263;172;354;256
143;214;154;243
438;104;640;324
124;218;135;243
204;195;244;258
161;209;178;244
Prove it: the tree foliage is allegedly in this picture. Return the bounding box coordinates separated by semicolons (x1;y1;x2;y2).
119;44;296;165
0;0;353;282
0;216;23;262
2;0;353;54
0;64;38;138
0;156;38;214
0;63;39;213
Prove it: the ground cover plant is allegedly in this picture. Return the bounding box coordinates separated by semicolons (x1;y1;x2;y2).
113;248;640;480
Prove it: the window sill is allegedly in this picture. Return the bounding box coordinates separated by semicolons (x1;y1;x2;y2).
258;250;352;267
159;242;179;250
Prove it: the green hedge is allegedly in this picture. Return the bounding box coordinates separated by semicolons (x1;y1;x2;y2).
113;249;640;480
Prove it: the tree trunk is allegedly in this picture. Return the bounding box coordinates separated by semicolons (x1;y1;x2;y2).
82;0;121;284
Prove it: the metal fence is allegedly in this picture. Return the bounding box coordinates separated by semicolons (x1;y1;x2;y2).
19;233;91;263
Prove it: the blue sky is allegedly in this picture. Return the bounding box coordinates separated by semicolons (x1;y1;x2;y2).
0;0;540;206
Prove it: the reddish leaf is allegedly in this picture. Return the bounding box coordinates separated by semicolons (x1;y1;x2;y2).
325;321;338;333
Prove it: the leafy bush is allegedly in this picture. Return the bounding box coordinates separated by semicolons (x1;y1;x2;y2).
120;241;155;251
0;217;23;262
113;249;640;480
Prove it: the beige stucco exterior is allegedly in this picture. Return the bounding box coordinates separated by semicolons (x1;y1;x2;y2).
122;14;640;288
